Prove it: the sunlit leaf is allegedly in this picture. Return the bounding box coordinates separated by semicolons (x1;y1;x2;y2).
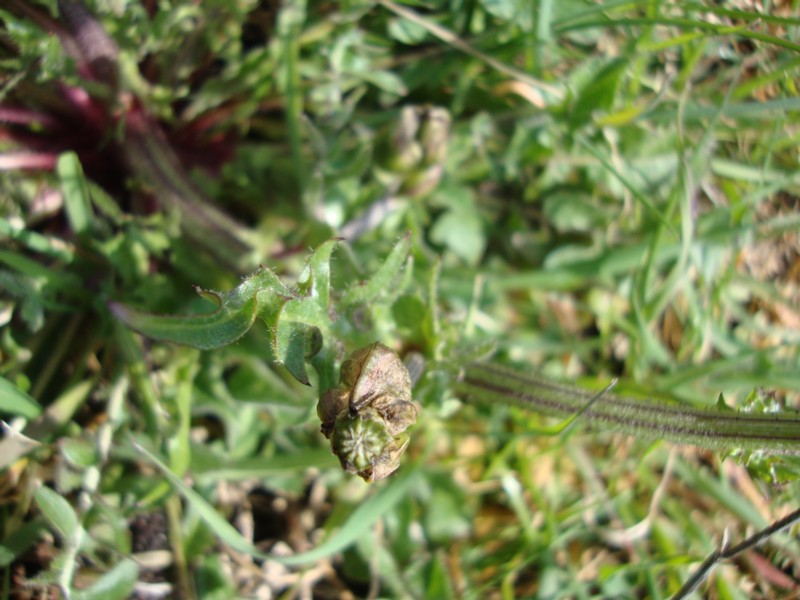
110;289;259;350
71;559;138;600
134;437;420;566
57;152;94;236
341;234;412;307
34;486;80;542
0;375;41;419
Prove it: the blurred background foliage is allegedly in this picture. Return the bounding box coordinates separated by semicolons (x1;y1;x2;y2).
1;0;800;598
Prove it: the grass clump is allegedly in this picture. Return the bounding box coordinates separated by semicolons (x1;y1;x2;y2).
1;1;800;598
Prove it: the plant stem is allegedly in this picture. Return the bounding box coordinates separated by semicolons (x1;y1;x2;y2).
672;506;800;600
166;495;195;600
456;361;800;454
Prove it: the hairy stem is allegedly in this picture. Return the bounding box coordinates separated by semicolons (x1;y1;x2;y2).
456;361;800;454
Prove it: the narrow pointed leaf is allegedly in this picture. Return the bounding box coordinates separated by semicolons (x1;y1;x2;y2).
111;294;258;350
134;438;419;565
71;559;138;600
133;440;262;556
34;486;80;541
341;234;412;307
57;152;94;236
0;519;47;567
0;376;41;419
113;268;297;350
278;466;420;565
275;323;312;385
296;238;340;309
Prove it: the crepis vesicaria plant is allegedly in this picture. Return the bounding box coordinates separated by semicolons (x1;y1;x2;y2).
115;236;800;484
113;237;420;481
317;343;418;482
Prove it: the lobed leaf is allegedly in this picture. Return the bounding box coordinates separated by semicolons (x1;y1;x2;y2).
110;266;296;350
113;242;343;384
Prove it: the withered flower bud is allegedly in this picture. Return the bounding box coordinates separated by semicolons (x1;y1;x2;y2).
373;105;451;199
417;107;450;167
317;343;418;482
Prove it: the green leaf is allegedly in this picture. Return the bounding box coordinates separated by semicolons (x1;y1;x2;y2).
60;438;98;468
276;467;420;565
57;152;94;236
0;218;74;261
71;559;139;600
429;187;485;265
360;69;408;96
113;239;406;385
133;439;262;555
191;446;338;481
111;284;263;350
296;238;339;311
341;234;412;307
266;240;340;384
0;518;47;568
34;486;80;542
113;242;344;384
424;551;457;600
0;375;41;419
387;17;428;45
458;361;800;454
23;379;95;442
570;58;627;129
273;301;329;381
134;437;420;566
0;249;82;291
430;210;485;266
167;356;198;477
273;319;313;384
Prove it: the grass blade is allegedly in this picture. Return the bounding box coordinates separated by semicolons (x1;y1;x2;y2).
0;375;41;419
133;437;420;566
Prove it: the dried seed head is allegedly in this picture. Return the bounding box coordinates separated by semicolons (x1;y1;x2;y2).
317;342;418;481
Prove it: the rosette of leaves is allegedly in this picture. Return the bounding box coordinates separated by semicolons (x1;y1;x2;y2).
0;0;257;271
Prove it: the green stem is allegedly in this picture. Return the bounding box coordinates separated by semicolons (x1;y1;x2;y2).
114;322;164;437
456;361;800;454
166;495;195;600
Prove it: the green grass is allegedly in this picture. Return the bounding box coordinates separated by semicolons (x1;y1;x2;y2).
2;0;800;598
